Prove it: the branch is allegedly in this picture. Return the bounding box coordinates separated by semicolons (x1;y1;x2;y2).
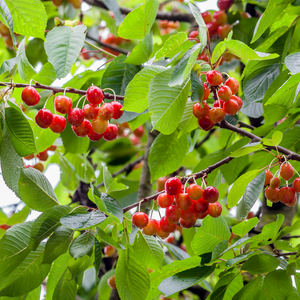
195;129;216;149
275;252;298;257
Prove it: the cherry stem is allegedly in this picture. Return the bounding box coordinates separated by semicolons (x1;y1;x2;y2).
150;200;155;219
103;88;117;102
76;95;86;108
43;92;54;109
268;157;278;170
84;40;117;58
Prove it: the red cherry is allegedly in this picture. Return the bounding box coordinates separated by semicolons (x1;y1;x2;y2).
265;187;279;203
206;21;218;37
166;205;181;224
201;11;212;24
217;24;232;39
265;170;273;185
143;219;159;236
247;212;255;219
86;86;103;105
286;195;297;207
208;202;222;218
225;78;239;95
206;70;223;86
99;103;114;120
24;154;34;160
165;234;175;244
209;107;226;123
187;184;203;200
193;102;209;119
54;95;72;114
203;83;210;100
130;134;140;146
37;150;48;161
181;207;195;221
293;178;300;192
83;104;99;120
230;95;243;110
192;198;209;213
279;187;296;205
198;54;209;62
132;212;149;229
175;193;192;210
33;162;44;172
189;30;199;39
103;124;118;141
111;101;123;119
88;128;103;141
35;109;53;129
218;85;232;101
92;118;108;134
241;12;251;19
165;177;182;195
107;275;117;289
72;119;92;137
203;186;219;203
0;224;11;230
157;192;173;208
213;10;227;25
67;108;84;127
223;99;239;115
104;245;115;256
133;126;145;138
198;117;214;131
21;86;40;106
180;217;197;228
213;100;225;109
157;177;168;192
159;20;169;29
195;210;208;219
156;223;170;238
160;216;177;233
217;0;233;11
270;177;281;189
50;115;67;133
47;145;57;151
280;163;294;181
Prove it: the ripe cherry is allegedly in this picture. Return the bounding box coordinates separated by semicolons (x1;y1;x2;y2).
280;163;294;181
189;30;199;39
180;217;197;228
156;223;170;238
181;207;195;221
130;135;140;146
198;54;209;62
213;10;227;25
225;77;239;95
86;86;103;105
201;11;212;24
265;187;279;203
192;198;209;213
265;170;273;185
37;150;48;161
103;124;118;141
99;103;114;120
247;212;255;219
165;177;182;195
67;108;84;127
206;70;223;86
132;212;149;228
166;205;181;224
104;245;115;257
223;99;239;115
143;219;159;236
279;187;296;205
198;117;214;131
218;24;232;39
193;102;209;119
176;193;192;210
157;177;168;192
72;119;92;137
195;210;209;219
107;275;117;289
286;195;297;207
92;118;108;134
33;162;44;172
88;128;103;141
35;109;53;129
47;145;57;151
159;20;169;29
165;234;175;244
21;86;40;106
213;100;225;108
206;21;218;37
270;177;281;189
50;115;66;133
83;104;99;120
157;193;173;208
111;101;123;119
160;216;177;233
187;184;203;200
203;83;210;100
133;126;145;138
209;107;226;123
217;0;233;11
203;186;219;203
24;154;34;160
293;178;300;192
54;96;72;114
231;95;243;110
218;85;232;101
208;202;222;218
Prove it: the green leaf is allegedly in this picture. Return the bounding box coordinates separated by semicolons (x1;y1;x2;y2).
5;105;36;157
103;166;128;192
32;62;56;85
118;0;159;40
169;43;201;86
68;254;93;280
160;241;190;260
102;0;122;25
123;65;165;113
45;25;87;79
96;227;124;249
285;51;300;74
191;216;230;256
58;154;79;190
60;211;106;230
69;232;95;259
158;265;215;297
232;218;259;237
0;57;20;76
7;206;30;226
236;171;265;220
148;68;190;134
43;226;74;264
229;142;263;157
259;214;284;243
115;246;150;300
272;131;283;145
125;33;153;65
0;244;51;297
17;38;36;81
227;170;261;208
0;0;16;45
148;131;189;182
226;252;258;267
94;239;102;281
211;41;226;64
133;231;164;270
178;99;199;137
53;269;77;300
224;40;279;60
242;254;280;275
101;55;141;96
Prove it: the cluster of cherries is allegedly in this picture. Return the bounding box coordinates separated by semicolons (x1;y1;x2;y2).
21;85;124;142
158;20;180;35
265;163;300;207
193;70;242;131
52;0;82;9
131;177;222;238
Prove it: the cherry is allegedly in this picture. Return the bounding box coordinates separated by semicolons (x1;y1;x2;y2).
206;70;223;86
265;170;273;185
241;12;251;19
187;184;203;200
54;95;73;114
201;12;212;24
143;219;159;236
198;117;214;131
0;23;10;36
24;154;34;160
159;20;169;29
67;108;84;127
203;186;219;203
156;223;170;238
132;212;149;228
157;193;173;208
104;245;115;256
213;10;227;25
247;212;255;219
286;195;297;207
218;24;232;39
35;109;53;129
265;187;279;203
166;205;181;224
50;115;66;133
99;103;114;120
189;30;199;39
192;198;209;213
223;53;235;62
132;127;144;139
72;119;92;137
103;124;118;141
203;84;210;101
209;107;226;123
213;100;225;109
92;118;108;134
111;101;123;119
165;234;175;244
231;95;243;110
195;210;209;219
160;216;177;233
198;54;209;62
279;187;296;205
225;78;239;95
193;102;209;119
107;275;117;289
0;224;10;230
176;193;192;210
180;217;197;228
88;128;103;141
208;202;222;218
270;177;281;189
293;178;300;192
217;0;233;11
168;21;180;29
21;86;41;106
47;145;57;151
33;162;44;172
69;0;82;9
280;163;294;181
223;99;239;115
165;177;182;195
83;104;99;120
206;21;218;37
130;135;140;146
37;150;48;161
86;86;103;105
218;85;232;101
157;177;168;192
181;207;195;221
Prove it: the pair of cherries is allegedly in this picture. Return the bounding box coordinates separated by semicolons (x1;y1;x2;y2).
193;70;243;131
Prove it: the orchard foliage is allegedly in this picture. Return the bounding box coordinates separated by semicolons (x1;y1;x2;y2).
2;0;300;299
